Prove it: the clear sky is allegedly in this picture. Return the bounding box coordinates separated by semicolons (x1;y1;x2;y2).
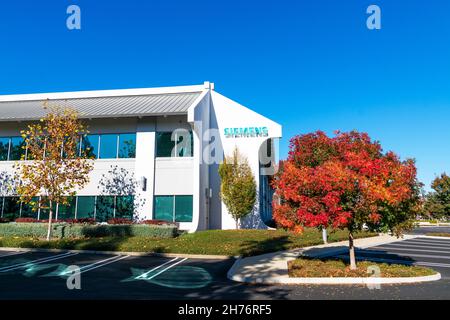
0;0;449;190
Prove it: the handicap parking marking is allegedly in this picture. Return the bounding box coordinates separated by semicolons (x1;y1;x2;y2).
0;252;78;273
0;251;26;258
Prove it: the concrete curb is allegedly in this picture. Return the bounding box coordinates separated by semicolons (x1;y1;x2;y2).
229;272;441;285
0;246;233;260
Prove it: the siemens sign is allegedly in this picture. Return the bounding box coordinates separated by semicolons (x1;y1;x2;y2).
224;126;269;138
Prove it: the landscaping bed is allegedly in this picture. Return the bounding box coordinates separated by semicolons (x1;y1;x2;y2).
0;228;377;256
288;258;436;278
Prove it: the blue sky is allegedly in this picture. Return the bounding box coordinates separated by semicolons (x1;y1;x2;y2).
0;0;449;190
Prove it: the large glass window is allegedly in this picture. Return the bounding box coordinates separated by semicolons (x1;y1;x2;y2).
76;196;96;219
115;196;134;219
38;199;57;220
9;137;26;161
96;196;115;222
0;138;9;161
21;197;39;218
175;195;193;222
156;131;193;158
156;132;175;157
81;134;99;159
118;134;136;158
3;197;21;220
154;196;174;221
154;195;193;222
57;197;76;220
99;134;118;159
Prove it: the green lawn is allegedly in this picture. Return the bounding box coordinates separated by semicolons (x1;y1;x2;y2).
0;228;377;257
288;258;436;278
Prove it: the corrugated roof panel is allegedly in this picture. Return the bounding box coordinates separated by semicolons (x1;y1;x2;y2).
0;92;201;121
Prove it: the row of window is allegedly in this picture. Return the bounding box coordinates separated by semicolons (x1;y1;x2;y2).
0;194;194;223
0;196;135;221
0;131;193;161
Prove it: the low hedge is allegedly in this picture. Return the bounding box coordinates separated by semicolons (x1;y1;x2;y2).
0;222;177;239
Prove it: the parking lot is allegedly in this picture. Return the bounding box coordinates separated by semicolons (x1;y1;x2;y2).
1;231;450;299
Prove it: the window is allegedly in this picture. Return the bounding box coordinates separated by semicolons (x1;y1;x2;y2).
156;131;193;158
175;195;193;222
95;196;115;222
9;137;26;161
38;199;57;220
76;196;95;219
118;134;136;158
0;138;9;161
57;197;76;220
154;195;193;222
81;134;99;159
2;197;21;220
21;197;39;218
99;134;118;159
115;196;134;219
154;196;173;221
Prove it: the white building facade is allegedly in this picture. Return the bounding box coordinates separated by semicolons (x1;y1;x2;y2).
0;82;282;232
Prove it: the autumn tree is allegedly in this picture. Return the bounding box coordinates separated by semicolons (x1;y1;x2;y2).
424;173;450;219
273;131;420;270
219;147;257;229
15;105;94;240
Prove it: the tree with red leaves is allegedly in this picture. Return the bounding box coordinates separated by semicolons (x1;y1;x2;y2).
273;131;421;269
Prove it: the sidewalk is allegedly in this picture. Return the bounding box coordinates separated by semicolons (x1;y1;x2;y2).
227;234;417;284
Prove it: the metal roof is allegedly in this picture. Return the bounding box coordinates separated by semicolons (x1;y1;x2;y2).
0;92;202;121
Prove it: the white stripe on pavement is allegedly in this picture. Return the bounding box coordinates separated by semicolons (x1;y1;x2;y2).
371;246;450;255
79;255;129;274
0;252;78;273
145;258;188;281
136;257;180;280
335;254;450;269
407;238;450;245
399;240;450;248
356;251;450;261
373;242;450;251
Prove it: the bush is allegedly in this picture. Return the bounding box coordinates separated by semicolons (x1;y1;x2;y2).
140;219;172;226
0;223;177;239
15;218;38;223
107;218;133;225
0;218;10;224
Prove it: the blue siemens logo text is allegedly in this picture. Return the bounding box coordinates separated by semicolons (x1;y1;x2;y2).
224;127;269;138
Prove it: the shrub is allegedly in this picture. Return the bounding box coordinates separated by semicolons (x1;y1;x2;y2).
15;218;38;223
140;219;172;226
0;223;177;239
0;218;10;224
107;218;133;225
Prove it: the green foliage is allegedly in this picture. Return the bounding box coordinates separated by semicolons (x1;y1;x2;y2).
0;223;177;239
424;173;450;219
218;147;257;228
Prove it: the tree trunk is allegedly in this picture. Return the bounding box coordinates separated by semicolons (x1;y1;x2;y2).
349;232;357;270
46;201;53;241
322;228;328;244
235;218;239;230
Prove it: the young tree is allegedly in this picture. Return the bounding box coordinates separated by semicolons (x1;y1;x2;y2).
424;173;450;220
15;105;94;240
219;147;257;229
272;131;420;270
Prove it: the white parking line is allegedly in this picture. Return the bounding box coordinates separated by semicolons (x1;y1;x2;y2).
0;252;78;273
356;250;450;261
408;238;450;245
372;246;450;255
400;240;450;248
374;242;450;251
145;258;188;281
0;251;26;258
136;257;180;280
78;255;130;274
335;254;450;269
